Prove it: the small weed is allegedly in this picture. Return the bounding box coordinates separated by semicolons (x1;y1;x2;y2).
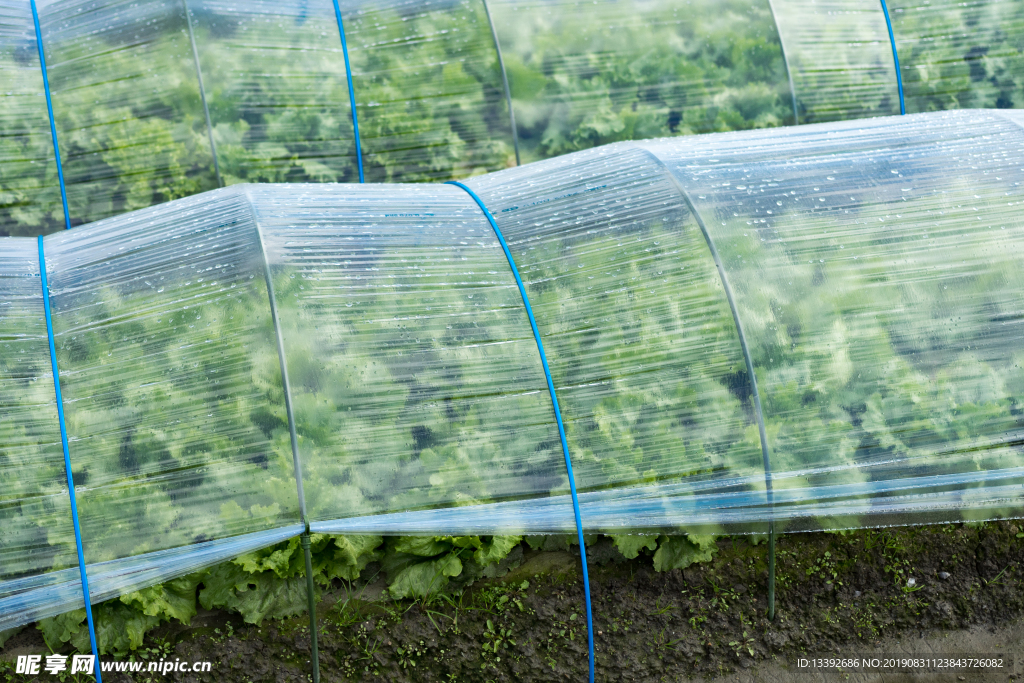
651;595;674;616
706;576;740;611
806;550;842;587
208;622;235;644
728;631;756;658
332;574;380;630
475;580;531;616
653;627;685;651
481;619;515;661
985;565;1012;587
853;601;880;640
395;640;426;670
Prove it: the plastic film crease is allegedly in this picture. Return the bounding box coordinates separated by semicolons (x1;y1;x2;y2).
765;0;800;125
246;189;307;524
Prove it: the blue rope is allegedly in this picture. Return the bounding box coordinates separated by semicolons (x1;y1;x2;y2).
446;181;595;683
30;0;71;230
879;0;906;115
331;0;364;183
38;237;102;681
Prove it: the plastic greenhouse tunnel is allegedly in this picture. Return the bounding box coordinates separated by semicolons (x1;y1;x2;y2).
3;106;1024;680
2;0;1024;238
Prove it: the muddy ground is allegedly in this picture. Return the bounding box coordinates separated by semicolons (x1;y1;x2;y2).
3;521;1023;682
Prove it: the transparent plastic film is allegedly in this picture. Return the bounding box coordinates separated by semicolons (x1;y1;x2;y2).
42;188;301;569
2;110;1024;631
643;109;1024;530
465;146;766;534
187;0;359;186
0;1;64;236
889;0;1024;113
0;240;78;626
771;0;900;122
37;0;218;226
488;0;794;164
0;525;301;632
253;183;568;530
342;0;516;182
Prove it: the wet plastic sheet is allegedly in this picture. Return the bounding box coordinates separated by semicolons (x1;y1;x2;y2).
342;0;516;182
888;0;1024;112
3;109;1024;632
771;0;901;122
37;0;218;226
0;1;64;236
487;0;795;164
638;108;1024;530
0;525;301;631
1;190;307;631
463;146;767;529
0;240;78;626
186;0;359;185
252;183;570;526
41;189;302;566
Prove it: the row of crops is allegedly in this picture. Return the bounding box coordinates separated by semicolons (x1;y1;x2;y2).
4;109;1024;658
2;0;1023;236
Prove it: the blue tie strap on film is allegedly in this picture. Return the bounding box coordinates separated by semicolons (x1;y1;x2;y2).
446;180;596;683
879;0;906;115
331;0;365;183
30;0;71;230
38;237;103;681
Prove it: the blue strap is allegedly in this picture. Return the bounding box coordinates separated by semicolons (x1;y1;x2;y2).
331;0;364;183
30;0;71;230
38;237;103;681
446;181;595;683
879;0;906;115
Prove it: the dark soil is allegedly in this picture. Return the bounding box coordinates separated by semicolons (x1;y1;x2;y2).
3;521;1024;682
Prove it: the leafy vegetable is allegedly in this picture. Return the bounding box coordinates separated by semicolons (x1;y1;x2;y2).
492;0;794;162
31;530;715;655
610;534;659;560
653;534;718;572
198;562;311;625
